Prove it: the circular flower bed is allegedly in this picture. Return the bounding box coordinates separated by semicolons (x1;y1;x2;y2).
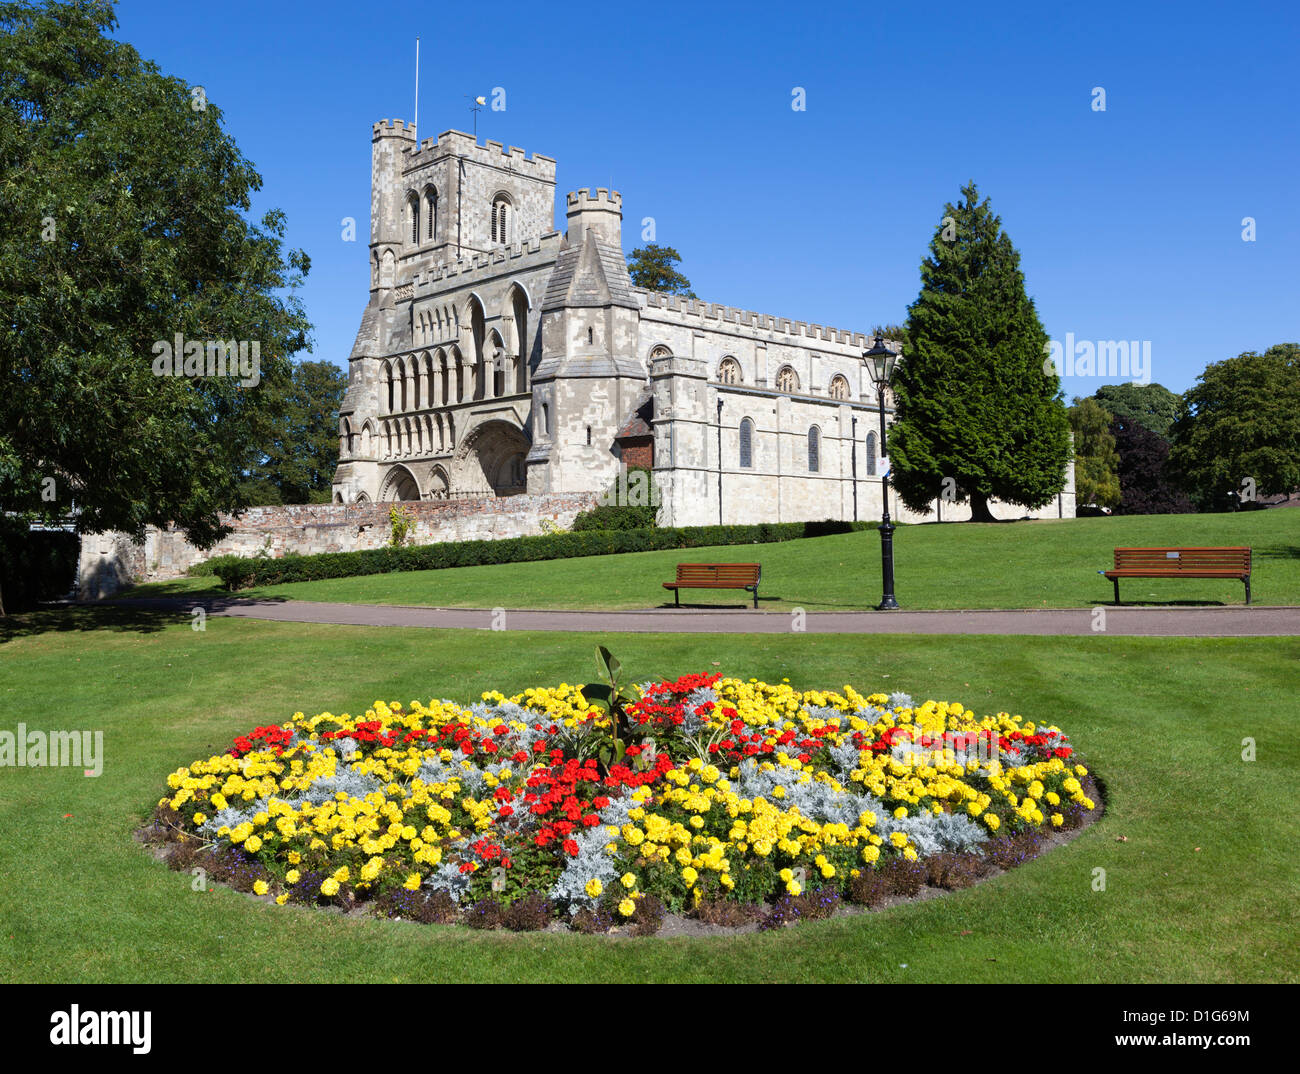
145;666;1099;934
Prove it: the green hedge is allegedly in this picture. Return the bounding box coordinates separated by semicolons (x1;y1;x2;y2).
0;526;80;611
211;519;877;590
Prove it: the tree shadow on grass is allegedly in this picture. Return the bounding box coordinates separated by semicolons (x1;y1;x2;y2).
1084;598;1228;608
0;603;179;644
0;595;290;644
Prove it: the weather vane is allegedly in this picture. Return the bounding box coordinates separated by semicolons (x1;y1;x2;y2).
466;94;485;138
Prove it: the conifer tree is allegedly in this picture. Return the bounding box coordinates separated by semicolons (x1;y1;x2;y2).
887;182;1071;522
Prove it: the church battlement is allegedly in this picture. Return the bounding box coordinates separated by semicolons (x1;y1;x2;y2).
566;187;621;211
407;232;564;296
372;118;417;139
633;288;872;348
401;128;557;182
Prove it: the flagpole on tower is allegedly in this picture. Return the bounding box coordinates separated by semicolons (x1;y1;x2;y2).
413;37;420;140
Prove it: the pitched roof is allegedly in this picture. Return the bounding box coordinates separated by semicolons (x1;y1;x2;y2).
615;389;654;439
541;229;638;311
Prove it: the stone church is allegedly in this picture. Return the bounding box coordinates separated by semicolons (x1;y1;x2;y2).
331;119;1074;526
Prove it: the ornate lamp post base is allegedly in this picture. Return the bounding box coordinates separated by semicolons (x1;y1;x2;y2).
877;518;900;610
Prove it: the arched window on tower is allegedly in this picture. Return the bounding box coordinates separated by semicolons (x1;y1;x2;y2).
775;365;799;394
865;431;878;476
491;194;511;244
808;426;820;472
739;417;754;469
425;188;438;241
718;357;741;384
408;194;420;245
829;373;850;400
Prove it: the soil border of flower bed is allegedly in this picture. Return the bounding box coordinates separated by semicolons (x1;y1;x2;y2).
134;771;1105;938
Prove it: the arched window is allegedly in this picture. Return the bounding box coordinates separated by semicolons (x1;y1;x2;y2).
829;374;850;400
808;426;820;472
408;194;420;245
425;188;438;241
491;194;511;244
739;417;754;469
649;345;672;360
775;365;799;394
718;357;741;384
865;431;878;476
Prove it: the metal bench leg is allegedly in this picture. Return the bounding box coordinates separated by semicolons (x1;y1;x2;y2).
674;588;680;607
1113;578;1121;606
751;585;758;609
1245;578;1251;605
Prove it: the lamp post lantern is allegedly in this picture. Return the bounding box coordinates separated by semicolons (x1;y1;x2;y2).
863;334;900;610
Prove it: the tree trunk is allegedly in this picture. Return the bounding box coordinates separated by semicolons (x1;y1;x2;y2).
968;491;997;523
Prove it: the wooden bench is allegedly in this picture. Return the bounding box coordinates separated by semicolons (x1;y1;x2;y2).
663;563;762;608
1102;546;1252;605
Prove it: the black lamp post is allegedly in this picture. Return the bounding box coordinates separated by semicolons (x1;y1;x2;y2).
863;334;900;610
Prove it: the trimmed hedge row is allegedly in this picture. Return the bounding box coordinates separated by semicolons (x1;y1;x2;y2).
210;519;877;590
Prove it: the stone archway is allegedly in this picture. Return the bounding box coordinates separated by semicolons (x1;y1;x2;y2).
450;420;529;496
379;464;422;502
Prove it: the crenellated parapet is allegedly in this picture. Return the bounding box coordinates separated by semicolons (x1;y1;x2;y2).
402;129;557;183
633;288;874;349
406;232;564;297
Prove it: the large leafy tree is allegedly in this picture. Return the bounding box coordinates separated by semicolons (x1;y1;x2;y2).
0;0;312;596
1068;397;1120;508
240;360;346;505
1167;344;1300;510
1111;416;1193;515
626;243;695;296
888;182;1071;522
1092;382;1180;440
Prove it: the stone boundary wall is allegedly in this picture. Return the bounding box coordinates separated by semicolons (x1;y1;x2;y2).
77;492;600;599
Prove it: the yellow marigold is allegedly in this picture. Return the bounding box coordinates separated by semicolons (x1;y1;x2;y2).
620;873;637;889
403;873;422;891
585;878;603;898
618;898;636;917
244;835;263;853
681;866;699;886
253;880;269;896
320;877;340;897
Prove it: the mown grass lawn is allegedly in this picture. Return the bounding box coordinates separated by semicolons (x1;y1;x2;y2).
1;608;1295;983
126;509;1299;611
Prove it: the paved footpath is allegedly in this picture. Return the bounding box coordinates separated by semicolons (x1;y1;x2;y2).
109;597;1300;637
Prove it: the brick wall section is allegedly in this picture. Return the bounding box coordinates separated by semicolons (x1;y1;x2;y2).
618;439;653;470
78;492;600;597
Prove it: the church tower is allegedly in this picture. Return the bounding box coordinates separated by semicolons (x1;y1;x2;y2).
527;189;646;494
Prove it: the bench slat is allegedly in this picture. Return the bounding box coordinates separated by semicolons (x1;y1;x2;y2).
664;562;761;607
1103;546;1252;605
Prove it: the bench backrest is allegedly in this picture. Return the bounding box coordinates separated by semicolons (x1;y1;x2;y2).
675;563;761;585
1113;546;1251;573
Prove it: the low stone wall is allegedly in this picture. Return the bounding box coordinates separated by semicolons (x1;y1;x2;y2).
77;493;600;598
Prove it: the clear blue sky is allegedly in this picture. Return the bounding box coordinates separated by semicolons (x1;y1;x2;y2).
114;0;1299;397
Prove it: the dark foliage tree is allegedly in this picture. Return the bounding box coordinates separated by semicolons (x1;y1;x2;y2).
888;182;1071;522
1111;417;1193;515
1092;382;1180;440
240;361;346;505
1167;344;1300;511
626;243;695;297
1068;397;1120;508
0;0;313;613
